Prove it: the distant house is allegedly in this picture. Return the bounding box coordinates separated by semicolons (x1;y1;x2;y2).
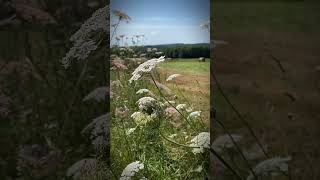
199;57;205;62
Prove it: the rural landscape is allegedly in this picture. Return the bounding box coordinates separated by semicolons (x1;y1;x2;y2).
110;0;210;179
0;0;319;179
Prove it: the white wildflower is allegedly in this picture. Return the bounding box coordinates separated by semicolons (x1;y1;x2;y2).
120;161;144;180
136;89;150;94
247;157;291;180
66;158;97;179
113;9;131;22
131;112;142;119
166;74;181;81
126;128;136;136
83;86;108;102
176;104;187;110
82;114;109;150
188;111;201;120
136;97;156;111
211;134;242;153
61;39;98;68
131;112;154;126
70;6;109;42
62;6;108;68
115;106;129;118
190;132;210;154
129;56;165;83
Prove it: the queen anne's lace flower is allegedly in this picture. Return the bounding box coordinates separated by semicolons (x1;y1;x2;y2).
136;89;150;94
120;161;144;180
166;74;181;81
62;6;108;68
176;104;187;110
82;114;109;150
129;56;165;83
136;97;157;111
131;111;154;126
115;106;129;118
113;9;131;22
187;111;201;120
126;128;136;136
190;132;210;154
62;39;98;68
83;86;108;102
247;157;291;180
211;134;242;153
71;6;109;42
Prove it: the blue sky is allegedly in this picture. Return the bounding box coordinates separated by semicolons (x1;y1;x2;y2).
110;0;210;46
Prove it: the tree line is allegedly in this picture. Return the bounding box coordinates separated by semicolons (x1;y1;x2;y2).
143;43;210;58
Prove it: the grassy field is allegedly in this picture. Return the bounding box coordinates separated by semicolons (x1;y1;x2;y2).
212;2;320;179
157;58;210;123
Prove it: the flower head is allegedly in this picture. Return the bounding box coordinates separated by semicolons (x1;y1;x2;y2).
82;114;109;150
120;161;144;180
247;157;291;180
166;74;181;81
190;132;210;154
129;56;165;83
115;106;129;118
187;111;201;120
126;128;136;136
136;97;157;114
176;104;187;111
61;39;98;68
131;111;154;126
211;134;242;153
136;89;150;95
113;9;131;22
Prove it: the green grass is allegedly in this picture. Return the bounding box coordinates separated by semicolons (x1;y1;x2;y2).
159;58;210;75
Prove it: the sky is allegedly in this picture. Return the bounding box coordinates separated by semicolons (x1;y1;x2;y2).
110;0;210;46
